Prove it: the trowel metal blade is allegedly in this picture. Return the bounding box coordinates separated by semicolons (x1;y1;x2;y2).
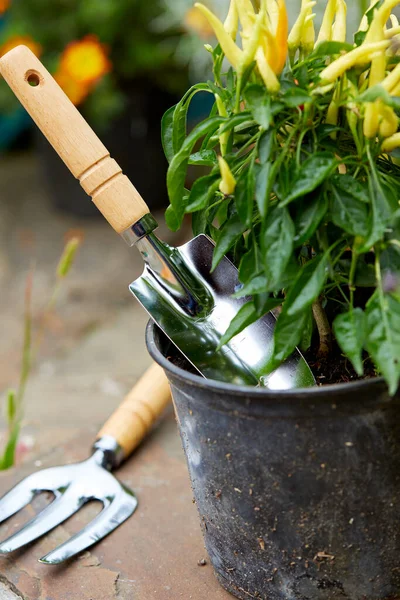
130;234;315;390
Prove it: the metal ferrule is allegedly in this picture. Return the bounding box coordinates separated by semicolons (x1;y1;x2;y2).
91;436;125;471
120;214;158;246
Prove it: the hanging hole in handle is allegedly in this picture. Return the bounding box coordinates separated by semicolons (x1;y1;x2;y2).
25;70;42;87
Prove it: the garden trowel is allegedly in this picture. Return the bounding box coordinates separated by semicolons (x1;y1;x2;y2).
0;45;315;389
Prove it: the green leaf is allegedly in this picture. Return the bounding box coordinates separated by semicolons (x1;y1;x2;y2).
238;238;259;283
261;206;295;289
211;214;246;271
189;150;218;166
218;302;258;348
299;309;313;353
244;84;271;130
165;205;181;231
333;308;366;375
219;112;253;133
280;153;337;207
357;84;391;104
365;293;400;395
255;162;273;218
331;185;369;237
235;163;255;226
357;84;400;110
358;170;394;253
218;297;282;348
186;175;220;213
331;174;370;203
381;244;400;274
258;130;274;164
172;84;212;154
282;87;311;107
294;190;328;247
234;275;268;297
312;41;354;56
167;116;225;229
271;309;310;364
285;254;329;317
161;105;175;164
354;30;367;46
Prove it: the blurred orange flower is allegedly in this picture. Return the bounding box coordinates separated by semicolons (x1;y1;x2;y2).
184;6;214;39
0;0;10;15
59;35;111;85
54;70;90;106
0;35;41;57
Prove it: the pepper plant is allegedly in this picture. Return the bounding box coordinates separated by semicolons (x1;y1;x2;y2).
162;0;400;393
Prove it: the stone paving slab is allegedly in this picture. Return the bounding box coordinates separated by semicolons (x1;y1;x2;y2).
0;153;232;598
0;417;231;600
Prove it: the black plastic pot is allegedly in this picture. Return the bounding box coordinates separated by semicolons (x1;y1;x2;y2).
146;321;400;600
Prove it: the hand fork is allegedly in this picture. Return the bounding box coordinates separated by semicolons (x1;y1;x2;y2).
0;363;170;564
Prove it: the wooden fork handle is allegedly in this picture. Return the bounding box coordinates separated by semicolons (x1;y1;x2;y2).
97;363;171;458
0;45;150;234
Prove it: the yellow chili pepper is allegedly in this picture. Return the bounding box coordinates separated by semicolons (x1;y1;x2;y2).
365;0;400;44
326;86;340;138
366;0;394;89
224;0;239;40
235;0;256;40
301;1;316;55
256;46;280;91
274;0;288;73
363;101;380;138
381;131;400;151
365;1;399;88
194;3;243;69
316;0;337;45
218;156;237;195
266;0;278;28
392;80;400;96
379;104;399;137
359;0;385;38
288;0;316;59
253;0;288;77
381;61;400;92
215;95;229;157
259;14;279;73
332;0;347;43
345;79;359;133
239;4;266;72
319;40;389;83
385;24;400;37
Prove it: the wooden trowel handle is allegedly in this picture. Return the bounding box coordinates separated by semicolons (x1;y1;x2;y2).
97;363;171;458
0;45;150;234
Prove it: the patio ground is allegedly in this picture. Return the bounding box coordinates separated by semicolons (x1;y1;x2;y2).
0;152;231;599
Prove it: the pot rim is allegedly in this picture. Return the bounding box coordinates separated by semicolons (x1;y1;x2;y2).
146;320;389;399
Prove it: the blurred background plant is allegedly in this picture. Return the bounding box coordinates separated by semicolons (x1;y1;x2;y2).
0;0;235;214
0;236;81;470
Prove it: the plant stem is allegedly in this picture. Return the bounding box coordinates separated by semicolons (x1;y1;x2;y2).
234;75;242;114
348;246;359;309
312;298;332;357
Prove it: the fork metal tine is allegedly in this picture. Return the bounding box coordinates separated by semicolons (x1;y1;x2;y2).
39;488;137;564
0;481;37;524
0;490;85;554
